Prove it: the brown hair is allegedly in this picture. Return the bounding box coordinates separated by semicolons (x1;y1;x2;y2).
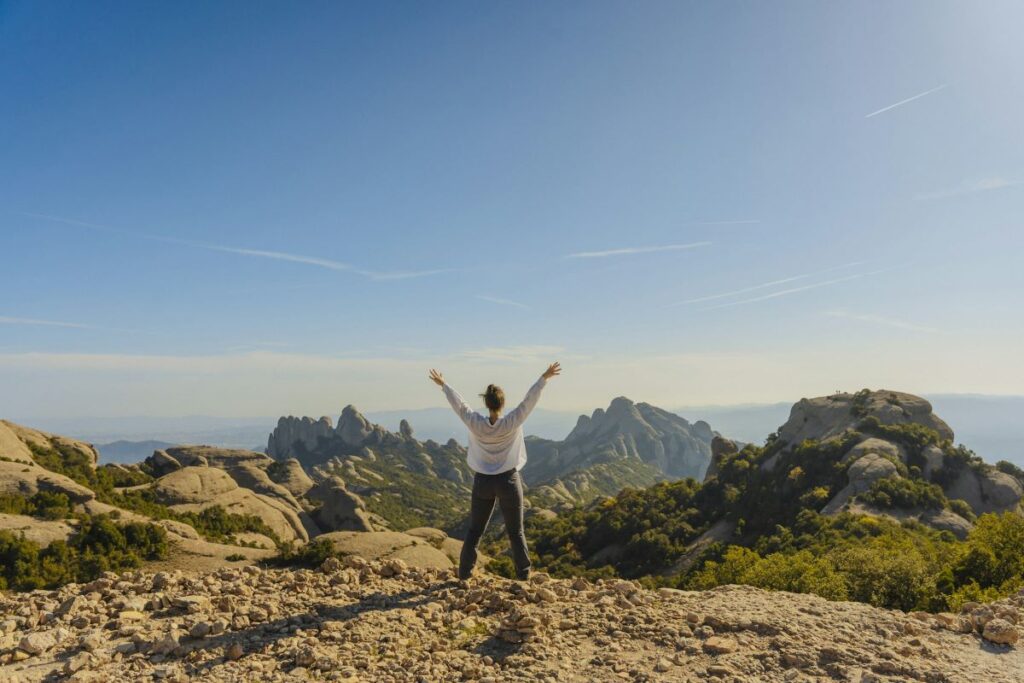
480;384;505;412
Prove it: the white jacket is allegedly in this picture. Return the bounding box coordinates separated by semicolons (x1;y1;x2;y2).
441;377;547;474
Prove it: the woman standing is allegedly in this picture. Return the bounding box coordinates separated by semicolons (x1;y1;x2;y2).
428;362;561;580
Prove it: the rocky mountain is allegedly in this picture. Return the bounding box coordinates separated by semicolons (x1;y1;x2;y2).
742;389;1024;536
265;397;715;518
524;397;714;503
517;389;1024;617
1;561;1021;682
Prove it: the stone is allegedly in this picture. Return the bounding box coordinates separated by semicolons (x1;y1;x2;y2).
19;631;56;655
703;635;738;655
982;618;1020;645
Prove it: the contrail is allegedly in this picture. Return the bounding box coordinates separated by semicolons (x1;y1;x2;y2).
567;242;711;259
19;212;453;280
0;315;90;329
865;84;949;118
671;262;865;306
824;310;941;334
698;268;893;311
476;295;530;310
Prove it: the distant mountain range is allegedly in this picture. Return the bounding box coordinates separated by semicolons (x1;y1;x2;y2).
18;394;1024;467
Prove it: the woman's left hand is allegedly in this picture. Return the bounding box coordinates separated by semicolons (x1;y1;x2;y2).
428;369;445;387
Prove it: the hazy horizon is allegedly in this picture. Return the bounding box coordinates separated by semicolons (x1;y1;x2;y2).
3;2;1023;418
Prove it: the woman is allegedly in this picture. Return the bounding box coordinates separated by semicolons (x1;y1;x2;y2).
428;362;561;580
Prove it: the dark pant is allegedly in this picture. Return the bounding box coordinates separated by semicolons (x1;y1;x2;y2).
459;469;531;580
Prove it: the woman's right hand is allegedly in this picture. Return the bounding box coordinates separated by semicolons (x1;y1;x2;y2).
542;362;561;380
429;369;445;387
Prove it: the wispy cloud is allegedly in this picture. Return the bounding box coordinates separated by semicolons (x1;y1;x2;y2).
684;220;760;226
456;345;562;363
671;262;865;307
865;83;949;118
698;268;894;311
567;242;711;259
913;177;1024;201
0;315;90;329
824;310;941;334
475;295;531;310
204;245;351;271
20;212;451;281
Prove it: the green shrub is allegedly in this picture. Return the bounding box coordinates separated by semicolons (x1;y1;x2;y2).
0;514;168;591
226;553;247;562
856;477;949;511
0;491;74;520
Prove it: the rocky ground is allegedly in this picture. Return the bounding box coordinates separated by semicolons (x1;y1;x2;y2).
1;560;1021;683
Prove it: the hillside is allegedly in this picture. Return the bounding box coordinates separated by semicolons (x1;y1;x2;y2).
266;397;715;521
1;560;1021;682
511;390;1024;614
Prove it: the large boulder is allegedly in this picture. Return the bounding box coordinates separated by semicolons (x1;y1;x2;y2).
267;458;315;497
306;477;375;532
821;453;900;515
946;468;1024;516
266;416;334;460
318;530;454;570
145;450;183;477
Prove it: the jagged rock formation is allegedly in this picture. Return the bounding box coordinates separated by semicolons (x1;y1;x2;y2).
1;563;1020;682
769;389;1023;536
525;397;715;501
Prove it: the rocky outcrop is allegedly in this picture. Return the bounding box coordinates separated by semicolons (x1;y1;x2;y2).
703;436;738;482
528;397;715;489
266;458;314;497
266;416;334;461
0;420;100;469
946;468;1023;515
777;390;954;447
2;566;1021;682
305;477;375;532
0;460;95;504
151;467;311;543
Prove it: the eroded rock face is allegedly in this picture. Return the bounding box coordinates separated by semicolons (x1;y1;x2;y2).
266;458;314;497
306;477;375;532
0;460;95;504
778;390;954;448
0;420;100;468
266;416;334;461
947;468;1024;515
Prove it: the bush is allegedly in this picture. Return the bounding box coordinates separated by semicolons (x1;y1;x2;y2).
856;477;949;511
0;491;74;520
0;514;168;591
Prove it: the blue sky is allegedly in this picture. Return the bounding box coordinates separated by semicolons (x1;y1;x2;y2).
2;1;1023;418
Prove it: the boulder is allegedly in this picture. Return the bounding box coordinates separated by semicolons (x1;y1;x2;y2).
946;467;1024;516
266;415;334;460
0;420;99;468
307;477;374;532
318;530;454;569
842;437;904;465
821;453;899;515
145;450;183;477
267;458;314;497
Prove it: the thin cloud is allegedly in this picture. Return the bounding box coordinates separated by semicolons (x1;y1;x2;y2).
456;345;562;363
684;220;760;226
204;245;351;271
913;177;1024;201
475;295;531;310
19;212;449;281
865;84;949;118
567;242;711;259
825;310;941;334
698;268;893;311
671;262;865;307
0;316;90;329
